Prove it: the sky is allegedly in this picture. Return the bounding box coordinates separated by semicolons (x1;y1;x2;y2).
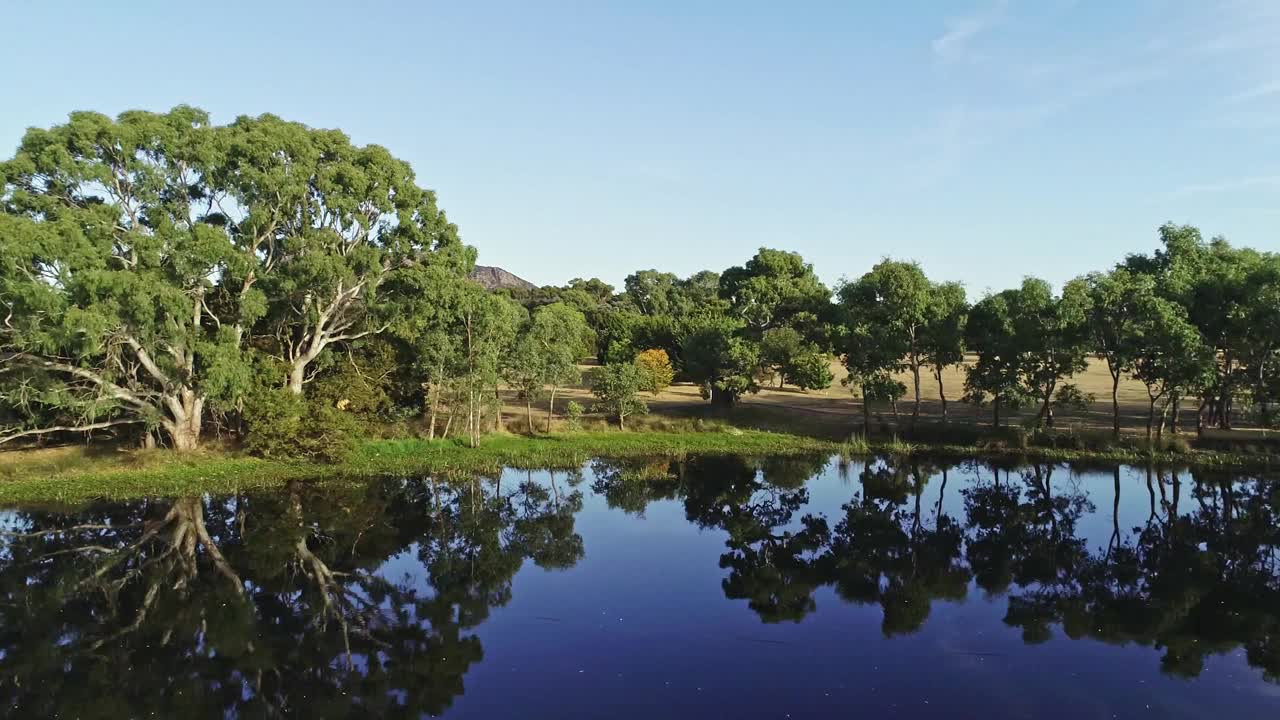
2;0;1278;296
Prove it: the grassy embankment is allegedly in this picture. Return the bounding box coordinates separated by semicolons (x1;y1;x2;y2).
2;411;1275;505
0;427;838;504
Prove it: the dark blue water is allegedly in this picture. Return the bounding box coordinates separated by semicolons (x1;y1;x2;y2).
2;455;1277;718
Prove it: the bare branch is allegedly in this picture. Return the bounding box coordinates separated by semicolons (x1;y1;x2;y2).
0;418;145;446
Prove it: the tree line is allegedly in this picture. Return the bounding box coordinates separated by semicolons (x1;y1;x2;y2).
2;107;1277;452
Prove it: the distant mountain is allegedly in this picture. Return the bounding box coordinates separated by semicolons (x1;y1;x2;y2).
468;265;537;292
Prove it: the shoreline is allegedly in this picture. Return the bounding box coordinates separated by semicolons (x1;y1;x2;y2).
0;429;1274;505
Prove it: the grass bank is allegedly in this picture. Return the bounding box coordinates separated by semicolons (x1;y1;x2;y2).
1;424;1274;505
0;429;838;504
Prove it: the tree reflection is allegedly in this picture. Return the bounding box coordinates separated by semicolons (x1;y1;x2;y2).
666;454;1280;683
827;459;970;636
0;474;584;717
2;454;1279;711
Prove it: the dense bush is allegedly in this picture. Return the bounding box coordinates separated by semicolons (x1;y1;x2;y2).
243;390;364;463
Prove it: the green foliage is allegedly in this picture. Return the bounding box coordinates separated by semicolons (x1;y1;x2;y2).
719;248;831;341
242;390;362;463
564;401;585;431
590;363;649;428
962;278;1088;428
682;319;761;405
0;106;471;451
786;349;835;391
760;327;832;391
1051;383;1095;412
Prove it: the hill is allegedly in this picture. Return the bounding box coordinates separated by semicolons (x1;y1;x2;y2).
468;265;537;292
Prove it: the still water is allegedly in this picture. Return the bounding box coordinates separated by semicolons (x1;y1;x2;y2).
1;455;1278;718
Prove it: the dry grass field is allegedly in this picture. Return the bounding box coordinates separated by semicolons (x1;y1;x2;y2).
501;354;1273;443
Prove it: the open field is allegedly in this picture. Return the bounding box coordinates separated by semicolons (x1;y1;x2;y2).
518;355;1272;441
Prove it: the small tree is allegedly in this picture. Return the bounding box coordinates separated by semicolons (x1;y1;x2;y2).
856;373;908;426
786;351;834;391
525;303;593;432
964;291;1025;429
634;349;675;395
920;281;969;422
591;364;648;429
504;333;546;434
759;327;832;391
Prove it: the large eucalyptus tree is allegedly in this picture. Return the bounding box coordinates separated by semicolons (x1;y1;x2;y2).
0;107;470;449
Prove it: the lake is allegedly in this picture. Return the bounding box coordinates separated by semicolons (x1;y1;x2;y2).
1;455;1277;718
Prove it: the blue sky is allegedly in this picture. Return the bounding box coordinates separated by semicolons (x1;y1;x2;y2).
3;0;1277;295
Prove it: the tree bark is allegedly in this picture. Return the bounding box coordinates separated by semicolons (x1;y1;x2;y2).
427;384;439;440
910;356;921;428
1110;370;1121;440
1146;395;1158;440
546;385;558;433
1035;380;1056;429
862;383;871;433
935;366;948;423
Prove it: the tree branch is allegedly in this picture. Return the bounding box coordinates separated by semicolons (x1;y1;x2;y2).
0;418;145;446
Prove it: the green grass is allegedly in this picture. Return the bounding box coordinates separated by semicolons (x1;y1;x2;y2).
0;429;839;505
2;423;1273;506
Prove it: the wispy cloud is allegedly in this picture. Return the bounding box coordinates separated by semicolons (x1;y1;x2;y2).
910;1;1280;187
1225;80;1280;103
931;1;1007;63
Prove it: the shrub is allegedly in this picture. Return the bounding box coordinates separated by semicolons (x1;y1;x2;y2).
787;351;834;391
243;389;363;463
590;363;649;429
634;349;675;395
564;401;585;431
1051;383;1095;413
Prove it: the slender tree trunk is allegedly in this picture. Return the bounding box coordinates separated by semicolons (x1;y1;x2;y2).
618;409;625;431
1157;400;1168;439
993;393;1002;430
935;366;948;423
442;411;454;440
1219;353;1233;429
1110;370;1121;440
546;385;558;433
1146;394;1158;440
861;383;871;433
427;383;439;440
911;356;921;428
493;385;502;432
468;387;478;448
526;396;534;434
1036;381;1056;429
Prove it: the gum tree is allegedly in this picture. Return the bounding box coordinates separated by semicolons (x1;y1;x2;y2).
0;108;251;449
218;114;470;394
841;260;937;426
920;281;968;423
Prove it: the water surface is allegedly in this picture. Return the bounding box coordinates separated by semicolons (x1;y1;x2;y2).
2;455;1277;718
